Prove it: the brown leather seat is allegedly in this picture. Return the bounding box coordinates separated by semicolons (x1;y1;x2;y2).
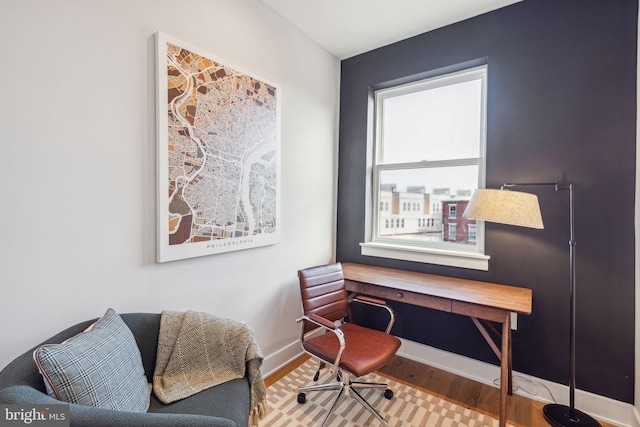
296;262;401;426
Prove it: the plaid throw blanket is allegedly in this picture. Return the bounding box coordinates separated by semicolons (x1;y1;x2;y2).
153;310;267;426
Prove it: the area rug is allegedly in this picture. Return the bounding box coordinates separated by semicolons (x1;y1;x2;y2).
261;359;515;426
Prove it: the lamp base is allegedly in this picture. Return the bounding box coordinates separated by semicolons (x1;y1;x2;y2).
543;404;602;427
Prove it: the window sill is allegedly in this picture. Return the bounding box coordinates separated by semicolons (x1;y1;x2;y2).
360;241;489;271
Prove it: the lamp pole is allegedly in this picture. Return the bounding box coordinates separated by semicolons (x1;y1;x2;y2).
568;184;577;420
502;183;599;427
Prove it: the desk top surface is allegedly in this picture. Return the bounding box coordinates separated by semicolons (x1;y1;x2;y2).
342;263;532;315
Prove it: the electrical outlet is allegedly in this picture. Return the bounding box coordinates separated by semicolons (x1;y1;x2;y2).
511;312;518;330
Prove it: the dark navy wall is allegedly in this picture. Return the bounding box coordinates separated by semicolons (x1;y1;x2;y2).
336;0;637;402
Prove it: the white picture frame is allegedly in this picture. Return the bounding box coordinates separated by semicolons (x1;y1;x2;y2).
155;32;281;262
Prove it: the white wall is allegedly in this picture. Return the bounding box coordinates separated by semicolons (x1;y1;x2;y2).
0;0;339;373
636;6;640;424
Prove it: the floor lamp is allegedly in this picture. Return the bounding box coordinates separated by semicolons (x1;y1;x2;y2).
463;182;601;427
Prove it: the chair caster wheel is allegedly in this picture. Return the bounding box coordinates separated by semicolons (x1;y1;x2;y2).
313;371;320;381
297;393;306;404
384;389;393;399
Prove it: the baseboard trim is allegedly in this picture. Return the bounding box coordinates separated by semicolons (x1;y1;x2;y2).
633;407;640;427
262;340;304;378
397;338;637;427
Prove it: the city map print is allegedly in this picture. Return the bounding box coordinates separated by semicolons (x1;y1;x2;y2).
156;32;280;262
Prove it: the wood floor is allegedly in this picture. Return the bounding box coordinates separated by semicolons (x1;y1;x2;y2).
265;354;618;427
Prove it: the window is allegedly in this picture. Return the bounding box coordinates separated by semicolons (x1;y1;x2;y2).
361;65;489;270
468;224;477;242
448;224;457;241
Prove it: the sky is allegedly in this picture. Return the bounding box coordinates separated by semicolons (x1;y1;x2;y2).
378;76;484;194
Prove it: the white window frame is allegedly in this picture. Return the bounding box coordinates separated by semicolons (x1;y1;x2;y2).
361;65;489;270
448;223;457;241
468;224;477;242
449;204;457;219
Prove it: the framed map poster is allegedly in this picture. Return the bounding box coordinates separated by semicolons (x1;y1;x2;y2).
156;32;281;262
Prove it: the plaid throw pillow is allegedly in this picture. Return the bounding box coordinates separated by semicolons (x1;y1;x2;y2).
33;308;150;412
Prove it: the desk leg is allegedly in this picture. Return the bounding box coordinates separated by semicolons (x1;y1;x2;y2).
508;324;513;395
499;313;511;427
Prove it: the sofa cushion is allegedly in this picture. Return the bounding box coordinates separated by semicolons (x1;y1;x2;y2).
33;308;150;412
148;376;250;426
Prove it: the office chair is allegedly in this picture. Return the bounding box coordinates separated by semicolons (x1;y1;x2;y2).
296;262;401;426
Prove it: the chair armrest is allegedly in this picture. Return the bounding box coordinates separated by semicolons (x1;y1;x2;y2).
296;315;344;342
296;314;346;373
350;295;396;334
308;313;338;330
352;295;387;306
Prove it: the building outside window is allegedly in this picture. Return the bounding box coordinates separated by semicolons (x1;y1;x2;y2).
362;65;488;269
442;200;475;244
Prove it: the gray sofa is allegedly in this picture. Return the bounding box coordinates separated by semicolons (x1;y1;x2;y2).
0;313;251;427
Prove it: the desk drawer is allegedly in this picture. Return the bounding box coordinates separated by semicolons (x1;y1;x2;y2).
345;280;451;312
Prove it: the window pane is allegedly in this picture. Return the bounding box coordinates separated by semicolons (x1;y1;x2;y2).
380;79;482;164
377;166;478;246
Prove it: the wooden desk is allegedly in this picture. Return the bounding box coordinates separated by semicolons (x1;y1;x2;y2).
342;262;532;427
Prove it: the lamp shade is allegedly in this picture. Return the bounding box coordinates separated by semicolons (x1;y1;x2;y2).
462;189;544;229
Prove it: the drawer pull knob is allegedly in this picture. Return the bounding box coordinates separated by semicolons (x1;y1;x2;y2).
396;292;403;298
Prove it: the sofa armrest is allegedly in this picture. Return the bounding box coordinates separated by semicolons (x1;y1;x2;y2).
0;386;236;427
69;406;237;427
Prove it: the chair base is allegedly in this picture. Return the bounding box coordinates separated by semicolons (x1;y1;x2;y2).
297;369;392;426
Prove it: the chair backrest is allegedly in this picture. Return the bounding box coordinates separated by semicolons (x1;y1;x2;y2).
298;263;349;333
